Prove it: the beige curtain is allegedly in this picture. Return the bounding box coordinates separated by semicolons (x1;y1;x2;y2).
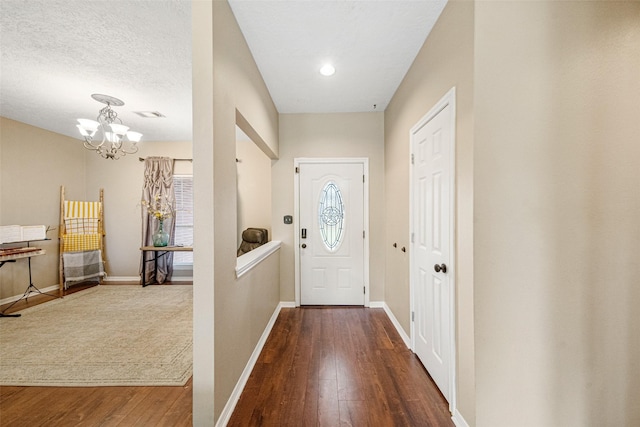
140;157;175;285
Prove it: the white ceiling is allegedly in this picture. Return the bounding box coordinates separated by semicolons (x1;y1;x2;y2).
0;0;446;143
229;0;447;114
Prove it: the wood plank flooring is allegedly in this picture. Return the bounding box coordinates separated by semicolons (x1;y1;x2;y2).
2;288;453;426
0;282;94;316
228;307;454;427
0;281;193;427
0;379;192;426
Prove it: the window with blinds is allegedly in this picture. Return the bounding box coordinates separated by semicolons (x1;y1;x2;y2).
173;175;193;265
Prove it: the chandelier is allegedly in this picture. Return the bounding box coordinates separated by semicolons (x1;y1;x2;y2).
76;94;142;160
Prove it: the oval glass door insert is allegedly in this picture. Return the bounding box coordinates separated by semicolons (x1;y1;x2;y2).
318;181;345;251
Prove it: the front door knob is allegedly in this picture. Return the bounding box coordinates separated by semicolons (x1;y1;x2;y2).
301;243;307;249
434;263;447;273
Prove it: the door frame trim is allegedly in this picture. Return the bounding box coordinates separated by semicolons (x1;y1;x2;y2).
409;87;457;413
294;157;370;307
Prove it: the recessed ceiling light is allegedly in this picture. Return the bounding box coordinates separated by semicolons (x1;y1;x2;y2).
319;64;336;77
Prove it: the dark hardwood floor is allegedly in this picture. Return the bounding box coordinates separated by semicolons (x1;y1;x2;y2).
228;307;454;427
2;286;452;426
0;281;193;427
0;379;192;427
0;281;95;316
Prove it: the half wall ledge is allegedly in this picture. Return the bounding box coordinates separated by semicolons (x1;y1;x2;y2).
235;240;281;278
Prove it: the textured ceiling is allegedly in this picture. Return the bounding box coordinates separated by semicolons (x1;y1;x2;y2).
0;1;446;143
0;0;192;142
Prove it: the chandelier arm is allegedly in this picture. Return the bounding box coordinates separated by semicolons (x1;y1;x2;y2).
77;95;142;160
120;144;139;155
83;138;104;151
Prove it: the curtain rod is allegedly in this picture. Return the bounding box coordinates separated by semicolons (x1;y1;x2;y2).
138;157;193;162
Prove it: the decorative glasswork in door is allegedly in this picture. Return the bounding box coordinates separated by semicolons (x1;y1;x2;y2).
318;181;345;251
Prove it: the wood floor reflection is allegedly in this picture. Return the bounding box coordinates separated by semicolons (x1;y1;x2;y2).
228;307;454;426
2;286;452;426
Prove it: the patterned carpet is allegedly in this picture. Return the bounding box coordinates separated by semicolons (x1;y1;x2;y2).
0;285;192;386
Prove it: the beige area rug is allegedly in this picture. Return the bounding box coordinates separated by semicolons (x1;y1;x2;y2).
0;285;192;386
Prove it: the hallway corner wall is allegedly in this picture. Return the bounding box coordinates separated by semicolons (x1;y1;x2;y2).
193;0;280;424
383;0;476;423
274;112;385;303
473;2;640;425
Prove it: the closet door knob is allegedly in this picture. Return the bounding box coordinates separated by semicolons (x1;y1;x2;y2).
301;244;307;249
434;263;447;273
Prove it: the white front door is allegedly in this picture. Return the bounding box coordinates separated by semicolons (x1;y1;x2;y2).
411;90;455;405
298;161;365;306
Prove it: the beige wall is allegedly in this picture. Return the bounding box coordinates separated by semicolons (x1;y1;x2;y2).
236;134;272;245
191;0;280;423
0;116;192;296
84;141;192;277
474;2;640;426
384;1;475;423
191;0;215;423
274;112;385;302
0;118;85;299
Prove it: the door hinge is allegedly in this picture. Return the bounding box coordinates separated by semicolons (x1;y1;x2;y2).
364;286;366;294
411;153;415;165
363;230;365;239
411;233;415;243
412;311;415;322
363;174;365;183
295;166;299;173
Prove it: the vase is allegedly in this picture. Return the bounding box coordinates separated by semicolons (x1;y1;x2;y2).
152;220;170;247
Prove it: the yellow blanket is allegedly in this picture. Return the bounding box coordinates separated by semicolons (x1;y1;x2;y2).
64;201;101;219
62;233;101;252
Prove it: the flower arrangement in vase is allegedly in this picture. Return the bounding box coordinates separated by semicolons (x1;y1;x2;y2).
141;195;174;247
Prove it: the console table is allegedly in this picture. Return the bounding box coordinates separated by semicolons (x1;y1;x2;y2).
0;239;55;317
140;245;193;287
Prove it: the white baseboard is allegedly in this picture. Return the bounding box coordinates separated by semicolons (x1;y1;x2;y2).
0;284;60;306
104;276;193;282
216;301;289;427
382;302;411;350
280;301;296;308
369;301;384;308
452;409;470;427
103;276;140;282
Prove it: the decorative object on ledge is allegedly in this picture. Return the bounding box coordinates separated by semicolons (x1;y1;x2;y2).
76;94;142;160
237;228;268;256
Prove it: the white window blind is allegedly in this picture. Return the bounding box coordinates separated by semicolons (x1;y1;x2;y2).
173;175;193;265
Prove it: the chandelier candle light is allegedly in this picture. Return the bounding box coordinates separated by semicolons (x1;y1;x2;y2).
77;94;142;160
